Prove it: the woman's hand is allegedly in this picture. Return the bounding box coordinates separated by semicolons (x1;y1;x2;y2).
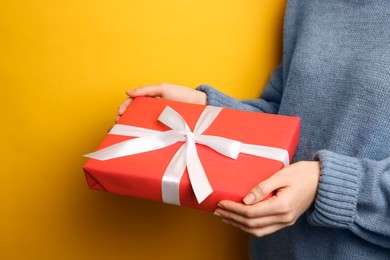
214;161;320;237
116;83;207;122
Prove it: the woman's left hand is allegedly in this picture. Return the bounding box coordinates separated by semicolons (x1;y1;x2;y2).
214;161;321;237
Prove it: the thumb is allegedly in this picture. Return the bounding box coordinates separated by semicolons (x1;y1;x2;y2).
243;170;285;205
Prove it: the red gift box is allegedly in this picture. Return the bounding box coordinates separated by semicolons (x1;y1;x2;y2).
83;97;300;212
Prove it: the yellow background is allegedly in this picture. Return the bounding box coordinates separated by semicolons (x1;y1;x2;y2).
0;1;286;259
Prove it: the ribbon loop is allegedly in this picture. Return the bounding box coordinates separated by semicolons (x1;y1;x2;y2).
84;130;184;161
194;106;223;134
158;106;190;132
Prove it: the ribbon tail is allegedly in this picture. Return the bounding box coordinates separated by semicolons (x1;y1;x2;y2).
161;144;187;205
241;143;290;167
186;138;213;204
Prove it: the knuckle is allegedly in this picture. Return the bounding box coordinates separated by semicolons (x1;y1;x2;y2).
283;212;297;226
277;201;291;214
244;219;257;228
253;230;265;238
243;207;256;218
286;220;296;227
282;213;295;224
254;183;269;198
158;82;169;92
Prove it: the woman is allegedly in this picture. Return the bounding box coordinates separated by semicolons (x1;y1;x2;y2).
117;1;390;259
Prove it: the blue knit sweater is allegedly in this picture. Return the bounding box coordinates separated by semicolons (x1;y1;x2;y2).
197;1;390;259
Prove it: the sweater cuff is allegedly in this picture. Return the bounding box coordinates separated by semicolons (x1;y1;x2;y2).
309;150;361;229
196;85;238;107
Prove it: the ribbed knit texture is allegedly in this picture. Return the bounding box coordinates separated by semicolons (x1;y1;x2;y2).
197;0;390;258
312;151;360;228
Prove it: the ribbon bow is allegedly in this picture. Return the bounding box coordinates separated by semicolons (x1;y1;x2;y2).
85;105;289;205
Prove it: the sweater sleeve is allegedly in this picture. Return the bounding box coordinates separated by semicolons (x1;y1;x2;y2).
196;64;284;114
310;150;390;249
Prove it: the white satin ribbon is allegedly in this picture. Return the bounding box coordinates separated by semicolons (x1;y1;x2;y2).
85;105;290;205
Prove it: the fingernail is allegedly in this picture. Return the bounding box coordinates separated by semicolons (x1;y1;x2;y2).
214;211;222;217
243;192;255;205
217;202;224;209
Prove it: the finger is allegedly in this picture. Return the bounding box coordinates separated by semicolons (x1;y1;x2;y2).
126;84;166;98
118;98;132;115
217;198;282;219
221;218;288;238
214;207;283;229
243;167;289;205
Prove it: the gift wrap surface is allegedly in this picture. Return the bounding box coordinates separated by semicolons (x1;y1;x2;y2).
83;97;300;211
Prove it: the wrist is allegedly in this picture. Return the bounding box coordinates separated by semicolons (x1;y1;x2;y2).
194;90;207;105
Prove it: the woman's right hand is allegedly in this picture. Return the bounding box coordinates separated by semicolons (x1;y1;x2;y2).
116;83;207;122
